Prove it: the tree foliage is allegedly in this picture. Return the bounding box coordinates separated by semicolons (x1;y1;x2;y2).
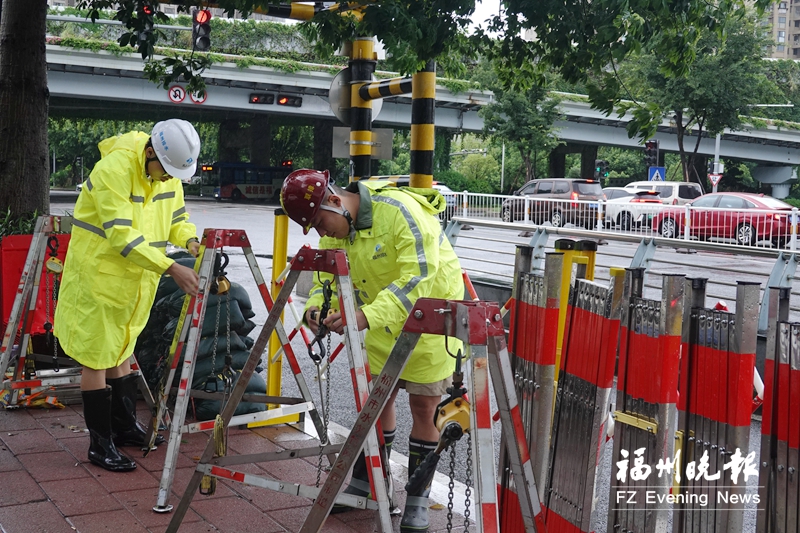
615;13;776;184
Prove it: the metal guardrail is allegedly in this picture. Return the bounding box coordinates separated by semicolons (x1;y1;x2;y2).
446;191;800;253
444;216;800;332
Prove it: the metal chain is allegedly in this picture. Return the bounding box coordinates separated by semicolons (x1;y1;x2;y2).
315;333;333;488
463;432;472;531
209;289;221;380
446;442;456;533
51;275;60;370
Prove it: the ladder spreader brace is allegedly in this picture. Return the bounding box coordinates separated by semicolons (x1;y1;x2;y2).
301;298;548;533
162;245;395;532
0;215;153;408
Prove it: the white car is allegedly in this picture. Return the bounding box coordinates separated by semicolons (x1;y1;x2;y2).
76;182;84;192
603;188;663;230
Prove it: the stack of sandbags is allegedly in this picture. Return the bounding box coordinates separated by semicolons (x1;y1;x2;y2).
135;252;267;421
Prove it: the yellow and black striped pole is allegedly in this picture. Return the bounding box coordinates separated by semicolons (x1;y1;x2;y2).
348;37;377;181
358;77;413;101
410;61;435;188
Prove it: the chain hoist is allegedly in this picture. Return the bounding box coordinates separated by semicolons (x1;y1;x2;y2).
43;236;63;372
309;277;334;487
201;251;234;497
405;346;473;532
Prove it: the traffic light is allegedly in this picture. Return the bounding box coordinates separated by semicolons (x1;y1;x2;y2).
276;94;303;107
249;93;275;105
192;8;212;52
594;159;609;179
281;159;293;167
644;140;659;167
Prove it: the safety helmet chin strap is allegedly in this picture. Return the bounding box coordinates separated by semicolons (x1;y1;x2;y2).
319;184;356;242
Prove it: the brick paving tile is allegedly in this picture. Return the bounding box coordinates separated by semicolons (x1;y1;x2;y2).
115;487;203;530
40;413;91;439
226;431;284;455
27;405;81;419
0;410;41;431
0;427;63;455
0;500;76;533
41;476;124;516
218;463;312;512
268;505;383;533
0;469;47;506
90;460;161;493
190;495;285;533
0;444;23;472
17;450;91;482
68;509;150;533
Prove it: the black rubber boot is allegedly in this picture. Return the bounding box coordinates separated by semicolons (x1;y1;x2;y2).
400;437;437;533
83;388;137;472
108;374;165;447
330;429;395;514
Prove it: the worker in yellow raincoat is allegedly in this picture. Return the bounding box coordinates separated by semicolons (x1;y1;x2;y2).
281;169;464;532
54;119;202;472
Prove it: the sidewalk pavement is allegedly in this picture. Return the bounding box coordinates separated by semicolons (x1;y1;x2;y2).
0;401;473;533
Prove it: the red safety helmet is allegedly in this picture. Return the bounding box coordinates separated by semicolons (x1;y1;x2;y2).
280;169;331;234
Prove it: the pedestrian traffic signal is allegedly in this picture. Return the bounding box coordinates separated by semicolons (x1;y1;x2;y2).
192;9;212;52
277;94;303;107
594;159;609;179
644;140;659;167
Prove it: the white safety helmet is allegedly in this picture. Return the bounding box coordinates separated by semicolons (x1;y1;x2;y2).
150;119;201;180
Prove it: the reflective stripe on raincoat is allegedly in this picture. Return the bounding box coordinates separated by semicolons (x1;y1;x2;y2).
305;181;463;385
54;131;197;369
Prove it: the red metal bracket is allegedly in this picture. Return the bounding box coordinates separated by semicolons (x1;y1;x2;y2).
402;298;504;344
200;229;252;248
290;248;350;275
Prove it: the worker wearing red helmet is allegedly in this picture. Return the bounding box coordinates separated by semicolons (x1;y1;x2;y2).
281;169;464;532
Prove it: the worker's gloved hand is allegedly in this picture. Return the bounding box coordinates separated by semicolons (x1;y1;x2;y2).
167;262;200;296
305;307;321;335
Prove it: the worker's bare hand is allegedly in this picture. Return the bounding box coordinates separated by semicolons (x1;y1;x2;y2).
166;262;199;296
187;241;201;257
322;309;369;334
305;306;321;335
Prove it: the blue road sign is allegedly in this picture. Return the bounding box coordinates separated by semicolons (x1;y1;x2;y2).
648;166;666;181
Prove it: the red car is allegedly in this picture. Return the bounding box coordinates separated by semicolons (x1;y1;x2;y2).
651;192;794;247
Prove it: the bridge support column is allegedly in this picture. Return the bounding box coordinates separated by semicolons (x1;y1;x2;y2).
249;117;271;166
313;119;335;176
218;120;248;162
580;145;599;179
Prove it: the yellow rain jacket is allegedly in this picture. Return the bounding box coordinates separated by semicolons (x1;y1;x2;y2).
305;181;464;384
54;131;197;369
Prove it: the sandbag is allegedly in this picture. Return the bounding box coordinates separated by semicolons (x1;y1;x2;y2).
193;372;268;421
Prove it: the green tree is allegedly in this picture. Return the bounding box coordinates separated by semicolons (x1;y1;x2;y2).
614;15;776;185
480;81;561;190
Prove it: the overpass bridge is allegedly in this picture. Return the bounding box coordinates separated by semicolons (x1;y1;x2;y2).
46;45;800;191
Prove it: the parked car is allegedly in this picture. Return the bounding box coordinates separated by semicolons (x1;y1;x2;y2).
651;192;794;247
76;182;84;192
501;178;604;228
624;181;703;206
603;189;663;230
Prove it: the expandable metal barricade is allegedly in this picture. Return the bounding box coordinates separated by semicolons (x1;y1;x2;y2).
544;268;625;533
499;247;563;532
162;245;395;532
759;286;798;533
675;279;759;533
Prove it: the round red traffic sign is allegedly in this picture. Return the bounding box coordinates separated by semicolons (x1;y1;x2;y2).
190;91;207;105
168;85;186;103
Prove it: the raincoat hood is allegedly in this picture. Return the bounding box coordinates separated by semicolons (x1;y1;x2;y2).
98;131;150;165
358;180;446;215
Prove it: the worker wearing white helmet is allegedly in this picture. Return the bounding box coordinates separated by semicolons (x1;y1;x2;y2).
54;119;202;472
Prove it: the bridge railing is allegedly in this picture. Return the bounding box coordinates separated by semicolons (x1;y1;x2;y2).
451;191;800;252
